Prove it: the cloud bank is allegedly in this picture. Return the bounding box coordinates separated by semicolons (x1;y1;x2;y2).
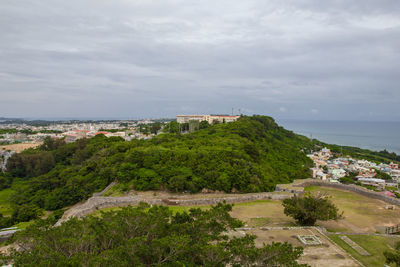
0;0;399;120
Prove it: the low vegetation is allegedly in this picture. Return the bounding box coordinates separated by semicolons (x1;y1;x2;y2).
384;240;400;267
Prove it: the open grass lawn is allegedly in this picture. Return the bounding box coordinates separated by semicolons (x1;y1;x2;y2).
0;188;14;216
102;183;131;197
329;234;399;267
13;220;34;229
230;200;293;226
306;186;400;233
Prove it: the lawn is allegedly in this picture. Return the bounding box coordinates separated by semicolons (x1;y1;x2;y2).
230;200;293;226
102;183;132;197
13;220;34;229
0;188;15;216
329;234;399;267
305;186;400;233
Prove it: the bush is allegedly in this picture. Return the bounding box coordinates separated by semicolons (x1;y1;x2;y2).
11;204;43;223
384;241;400;266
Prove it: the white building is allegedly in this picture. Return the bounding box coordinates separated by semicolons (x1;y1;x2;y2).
176;115;240;124
357;177;386;188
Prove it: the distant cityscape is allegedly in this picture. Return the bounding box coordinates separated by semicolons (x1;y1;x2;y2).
309;147;400;196
1;115;399;198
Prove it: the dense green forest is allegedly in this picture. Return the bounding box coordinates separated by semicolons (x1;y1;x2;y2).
0;116;316;226
1;203;307;266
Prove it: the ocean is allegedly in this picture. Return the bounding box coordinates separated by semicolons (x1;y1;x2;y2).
277;120;400;154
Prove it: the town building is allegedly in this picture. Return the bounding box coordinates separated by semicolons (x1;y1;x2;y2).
176;115;240;124
356;177;386;189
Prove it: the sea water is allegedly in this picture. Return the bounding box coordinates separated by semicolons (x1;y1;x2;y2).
277;120;400;154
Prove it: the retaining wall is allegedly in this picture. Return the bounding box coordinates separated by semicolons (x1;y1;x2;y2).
291;180;400;206
56;192;294;226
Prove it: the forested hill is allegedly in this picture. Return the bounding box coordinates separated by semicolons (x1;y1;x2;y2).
1;116;314;216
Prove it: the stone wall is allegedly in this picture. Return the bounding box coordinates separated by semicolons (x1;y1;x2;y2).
56;192;294;226
296;180;400;206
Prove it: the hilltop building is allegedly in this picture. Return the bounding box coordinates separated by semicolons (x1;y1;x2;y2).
176;115;240;124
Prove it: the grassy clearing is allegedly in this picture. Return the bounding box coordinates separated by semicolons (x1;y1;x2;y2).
230;200;292;226
13;221;34;229
329;234;399;267
306;186;400;233
91;207;124;217
248;217;271;227
102;183;130;197
0;188;14;216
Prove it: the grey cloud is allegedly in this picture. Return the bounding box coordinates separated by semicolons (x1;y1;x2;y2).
0;0;399;120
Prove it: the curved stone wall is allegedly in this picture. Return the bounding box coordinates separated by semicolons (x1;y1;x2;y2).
297;180;400;206
56;192;294;226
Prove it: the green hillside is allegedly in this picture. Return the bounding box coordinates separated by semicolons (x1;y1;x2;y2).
0;115;316;226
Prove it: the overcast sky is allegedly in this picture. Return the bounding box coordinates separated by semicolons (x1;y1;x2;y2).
1;0;399;120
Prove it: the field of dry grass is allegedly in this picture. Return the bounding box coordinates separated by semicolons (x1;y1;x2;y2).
229;200;293;227
230;227;360;267
305;186;400;233
0;143;41;153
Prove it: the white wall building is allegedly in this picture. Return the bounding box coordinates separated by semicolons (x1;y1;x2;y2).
176;115;240;124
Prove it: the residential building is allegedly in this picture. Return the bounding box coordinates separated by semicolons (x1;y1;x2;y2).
356;177;386;189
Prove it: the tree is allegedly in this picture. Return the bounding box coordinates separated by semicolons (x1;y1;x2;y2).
282;193;342;226
1;203;308;266
150;122;162;134
199;120;210;129
374;168;393;180
40;136;65;151
11;204;43;223
384;241;400;266
188;120;200;132
163;121;179;133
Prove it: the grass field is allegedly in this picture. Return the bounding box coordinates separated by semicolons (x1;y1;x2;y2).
13;220;34;229
305;186;400;233
329;234;399;267
230;200;293;226
231;228;360;266
0;188;14;216
102;183;131;197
